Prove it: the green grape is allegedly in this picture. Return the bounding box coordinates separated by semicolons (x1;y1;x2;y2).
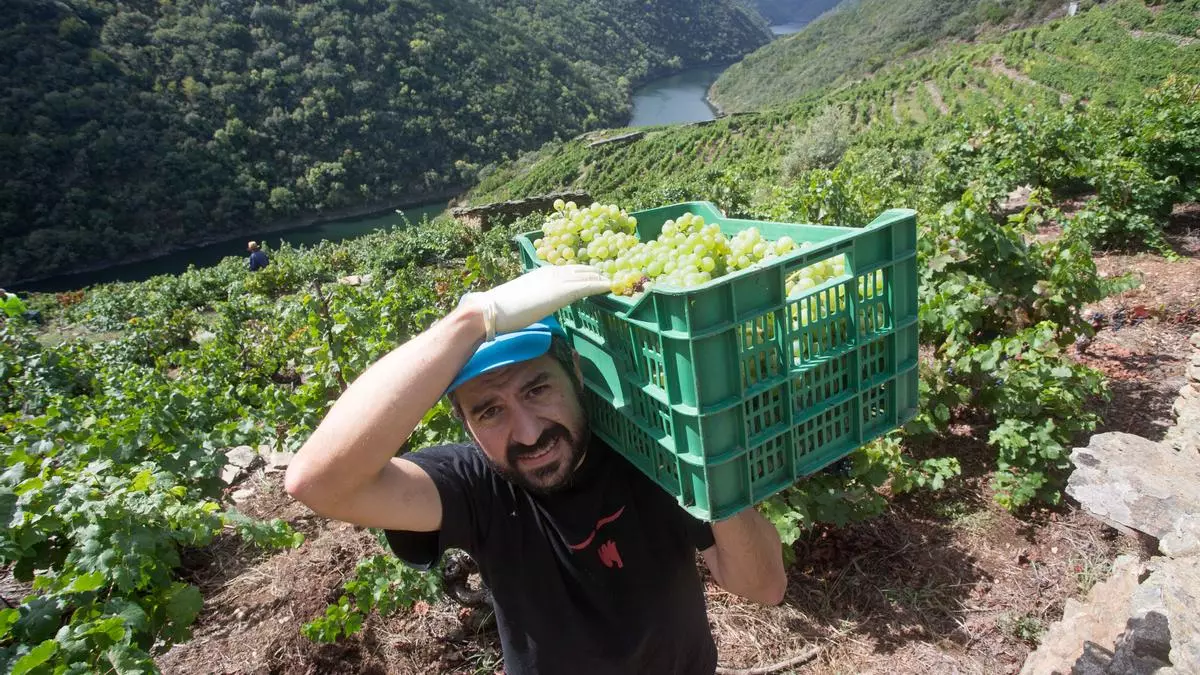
539;205;830;297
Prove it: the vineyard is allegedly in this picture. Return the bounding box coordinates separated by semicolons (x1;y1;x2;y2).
2;0;1200;673
472;0;1200;205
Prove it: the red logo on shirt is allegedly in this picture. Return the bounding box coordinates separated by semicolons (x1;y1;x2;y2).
598;540;623;568
567;506;625;552
568;507;627;569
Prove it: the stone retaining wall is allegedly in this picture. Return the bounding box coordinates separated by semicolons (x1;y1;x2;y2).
449;190;591;232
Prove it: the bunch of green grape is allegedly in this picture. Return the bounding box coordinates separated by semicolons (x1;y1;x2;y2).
784;249;846;296
535;204;861;299
726;229;796;273
533;200;639;266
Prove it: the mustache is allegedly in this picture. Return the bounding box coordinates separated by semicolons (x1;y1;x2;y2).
507;423;571;462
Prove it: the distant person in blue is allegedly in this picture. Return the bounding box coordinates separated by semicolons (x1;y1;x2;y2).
247;241;269;272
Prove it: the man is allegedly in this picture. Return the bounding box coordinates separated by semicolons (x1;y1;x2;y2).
247;241;269;271
286;265;786;674
0;288;37;323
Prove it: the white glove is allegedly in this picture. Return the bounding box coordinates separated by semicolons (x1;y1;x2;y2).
461;265;612;340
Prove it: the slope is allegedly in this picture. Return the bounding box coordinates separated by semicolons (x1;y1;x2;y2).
710;0;1065;111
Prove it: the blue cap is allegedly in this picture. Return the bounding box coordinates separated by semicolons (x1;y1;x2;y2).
446;316;568;394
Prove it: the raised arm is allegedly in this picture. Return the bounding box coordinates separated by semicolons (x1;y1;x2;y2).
701;508;787;605
284;265;611;532
284;304;486;531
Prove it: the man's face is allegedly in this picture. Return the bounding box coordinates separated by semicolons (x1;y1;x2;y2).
453;353;589;494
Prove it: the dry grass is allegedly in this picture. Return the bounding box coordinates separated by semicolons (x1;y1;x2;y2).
699;484;1142;675
159;475;503;675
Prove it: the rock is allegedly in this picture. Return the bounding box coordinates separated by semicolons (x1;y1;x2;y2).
1067;432;1200;540
1174;396;1199;419
231;488;255;504
1033;554;1200;675
1164;420;1200;454
221;445;260;485
1189;331;1200;351
226;445;257;468
337;274;374;286
263;450;295;473
1125;555;1200;674
220;465;243;485
1160;514;1200;558
1020;555;1144;675
1074;611;1173;675
999;184;1033;213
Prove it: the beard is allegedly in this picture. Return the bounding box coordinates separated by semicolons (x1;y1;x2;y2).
480;421;590;495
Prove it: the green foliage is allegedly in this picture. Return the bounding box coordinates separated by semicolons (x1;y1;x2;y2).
0;0;768;285
1000;611;1047;645
760;435;962;556
224;510;306;549
476;0;770;87
302;555;443;644
0;320;310;671
711;0;1064;111
932;108;1089;201
969;323;1107;508
782;105;856;177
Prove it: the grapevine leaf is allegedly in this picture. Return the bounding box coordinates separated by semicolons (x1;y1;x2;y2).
11;639;57;675
164;583;203;631
0;608;18;639
103;598;148;637
83;616;128;643
129;470;154;493
19;596;65;643
67;572;106;594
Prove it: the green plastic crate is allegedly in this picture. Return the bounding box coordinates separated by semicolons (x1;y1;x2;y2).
515;201;919;521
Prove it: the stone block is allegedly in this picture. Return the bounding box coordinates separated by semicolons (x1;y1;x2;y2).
1067;433;1200;540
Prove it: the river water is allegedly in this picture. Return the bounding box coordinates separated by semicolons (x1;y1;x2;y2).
626;23;805;127
627;64;728;127
770;22;807;35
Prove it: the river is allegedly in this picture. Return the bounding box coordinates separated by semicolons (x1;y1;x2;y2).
627;64;728;127
627;23;806;127
770;22;807;35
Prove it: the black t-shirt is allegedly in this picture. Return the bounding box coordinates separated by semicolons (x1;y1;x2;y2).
385;439;718;675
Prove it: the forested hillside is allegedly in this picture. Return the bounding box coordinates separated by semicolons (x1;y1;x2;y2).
0;0;768;286
475;0;770;85
711;0;1066;110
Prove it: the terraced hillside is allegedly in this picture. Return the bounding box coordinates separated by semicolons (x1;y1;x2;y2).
470;0;1200;205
